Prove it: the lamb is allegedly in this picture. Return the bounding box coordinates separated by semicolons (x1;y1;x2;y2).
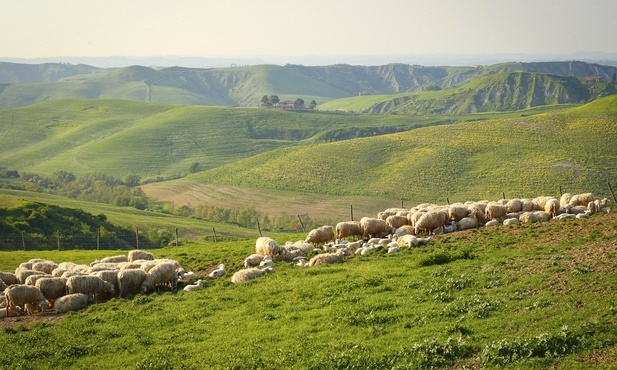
485;202;507;221
208;264;226;278
128;249;155;262
231;267;274;283
54;293;90;314
308;248;350;267
484;219;500;227
413;211;447;235
361;217;395;239
304;226;335;245
118;269;148;297
66;275;115;302
4;285;47;315
336;221;363;240
256;236;287;257
35;277;67;307
503;218;520;226
291;240;315;255
0;271;19;286
183;279;205;292
140;262;177;294
243;254;265;268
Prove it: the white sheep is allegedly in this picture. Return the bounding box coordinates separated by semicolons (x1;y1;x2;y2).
118;269;148;297
361;217;395;239
208;264;226;278
231;267;274;283
67;275;115;302
243;254;265;268
388;246;401;254
397;234;418;248
414;211;448;235
335;221;363;240
24;274;48;286
484;219;500;227
100;255;129;264
140;262;177;294
308;248;350;267
183;279;205;292
569;193;594;207
385;215;409;229
503;218;520;226
485;202;508;221
54;293;91;314
128;249;155;262
4;284;47;315
35;277;67;307
304;226;335;245
32;261;58;275
16;268;45;284
0;271;19;286
457;214;479;230
94;270;120;298
256;236;286;257
544;198;561;217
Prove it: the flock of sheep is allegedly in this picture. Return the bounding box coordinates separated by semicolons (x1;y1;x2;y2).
0;250;188;317
1;192;610;318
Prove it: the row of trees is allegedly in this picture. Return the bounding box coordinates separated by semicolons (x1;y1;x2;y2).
260;95;317;109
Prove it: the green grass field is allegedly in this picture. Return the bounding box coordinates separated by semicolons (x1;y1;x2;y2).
1;211;615;369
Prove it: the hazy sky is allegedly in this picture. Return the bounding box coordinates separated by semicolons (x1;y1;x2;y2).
2;0;617;61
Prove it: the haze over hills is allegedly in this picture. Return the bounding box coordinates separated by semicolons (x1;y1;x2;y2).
1;60;616;111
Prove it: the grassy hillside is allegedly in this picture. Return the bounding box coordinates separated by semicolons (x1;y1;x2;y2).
0;211;615;368
190;95;617;204
0;99;450;179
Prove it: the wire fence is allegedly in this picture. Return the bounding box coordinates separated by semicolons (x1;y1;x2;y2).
0;233;155;251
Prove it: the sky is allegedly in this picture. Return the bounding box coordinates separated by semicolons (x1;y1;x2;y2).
2;0;617;66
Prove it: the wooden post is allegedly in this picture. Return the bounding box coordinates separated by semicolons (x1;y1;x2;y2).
175;227;179;246
609;181;617;204
57;231;61;251
502;192;506;200
297;215;306;232
559;186;563;197
97;228;100;250
350;205;354;221
401;200;404;208
212;228;217;243
21;230;25;251
257;222;262;237
446;197;450;205
135;226;139;249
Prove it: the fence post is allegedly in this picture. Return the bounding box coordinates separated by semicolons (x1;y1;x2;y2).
135;226;139;249
446;197;450;205
401;200;404;208
257;222;262;237
609;181;617;204
297;215;306;232
212;228;217;243
21;231;25;251
559;186;563;197
97;228;100;250
175;227;179;246
57;231;61;251
350;205;354;221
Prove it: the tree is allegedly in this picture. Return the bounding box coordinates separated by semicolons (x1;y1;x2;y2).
613;72;616;84
309;100;317;109
294;98;305;109
261;95;272;107
125;174;141;187
270;95;280;106
189;162;201;173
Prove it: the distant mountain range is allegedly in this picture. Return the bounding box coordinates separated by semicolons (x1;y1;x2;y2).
0;60;616;113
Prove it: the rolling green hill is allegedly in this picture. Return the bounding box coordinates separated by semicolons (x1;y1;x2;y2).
0;98;447;179
1;61;616;110
187;95;617;204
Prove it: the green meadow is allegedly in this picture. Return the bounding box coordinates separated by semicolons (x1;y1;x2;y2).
0;212;616;369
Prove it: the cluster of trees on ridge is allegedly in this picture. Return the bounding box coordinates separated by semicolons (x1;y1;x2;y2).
260;94;317;109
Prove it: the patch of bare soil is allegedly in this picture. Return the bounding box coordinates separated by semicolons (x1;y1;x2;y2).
0;310;64;330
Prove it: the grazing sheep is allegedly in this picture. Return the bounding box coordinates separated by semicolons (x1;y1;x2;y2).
183;279;205;292
0;272;19;286
361;217;395;239
118;269;148;297
140;263;177;294
0;279;6;291
4;285;47;315
291;240;315;255
485;202;507;221
414;211;447;235
569;193;594;207
386;215;409;229
532;196;554;211
87;263;120;274
560;193;572;207
544;198;561;217
57;262;77;270
208;264;226;278
448;203;469;222
52;269;71;277
32;261;58;275
94;270;120;298
24;274;48;286
231;267;274;283
61;270;86;279
256;236;287;257
67;275;115;302
335;221;363;240
16;268;45;284
304;226;335;246
54;293;90;314
128;250;155;262
506;199;523;213
308;248;349;267
35;277;67;307
100;255;129;264
394;225;415;237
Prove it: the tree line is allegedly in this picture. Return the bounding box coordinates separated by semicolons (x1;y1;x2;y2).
260;95;317;109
